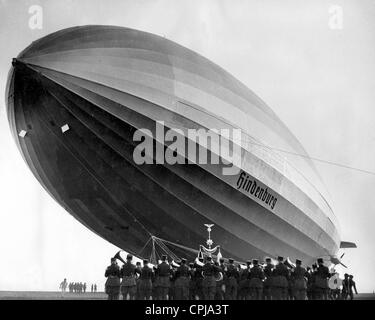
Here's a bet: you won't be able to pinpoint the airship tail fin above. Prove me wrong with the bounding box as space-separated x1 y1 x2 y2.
340 241 357 249
330 241 356 268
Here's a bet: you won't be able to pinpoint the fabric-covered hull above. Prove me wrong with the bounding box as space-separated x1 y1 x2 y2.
6 26 341 264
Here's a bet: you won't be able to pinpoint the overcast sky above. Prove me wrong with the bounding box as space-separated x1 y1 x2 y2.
1 0 375 293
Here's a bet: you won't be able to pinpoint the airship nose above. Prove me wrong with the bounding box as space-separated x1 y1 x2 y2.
11 58 27 70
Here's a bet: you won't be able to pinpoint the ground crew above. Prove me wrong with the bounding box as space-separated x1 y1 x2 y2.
155 255 172 300
215 258 226 300
202 256 220 300
174 258 190 300
152 263 159 300
238 261 251 300
263 258 274 300
249 259 265 300
283 260 294 300
291 259 307 300
120 254 139 300
188 262 196 299
104 257 121 300
272 256 289 300
314 258 330 300
169 263 178 300
59 278 68 293
135 261 142 300
193 258 204 300
311 264 318 300
305 267 313 300
138 259 154 300
328 270 341 300
348 275 358 300
341 273 350 300
225 258 239 300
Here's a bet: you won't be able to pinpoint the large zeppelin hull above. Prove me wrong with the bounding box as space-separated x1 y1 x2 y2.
6 26 341 265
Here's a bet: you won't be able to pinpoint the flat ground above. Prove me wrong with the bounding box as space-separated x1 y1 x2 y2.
0 291 374 300
0 291 107 300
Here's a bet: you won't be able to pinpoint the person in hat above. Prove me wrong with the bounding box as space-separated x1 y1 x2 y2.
263 258 274 300
135 261 142 299
151 259 159 300
291 259 307 300
271 256 289 300
215 258 226 300
305 266 313 300
138 259 154 300
314 258 330 300
104 257 121 300
310 263 318 300
120 253 140 300
283 259 295 300
174 258 190 300
155 255 172 300
328 268 342 300
201 256 220 300
170 261 179 300
249 259 265 300
59 278 68 294
188 262 196 300
238 261 251 300
348 275 358 300
225 258 239 300
193 258 204 300
341 273 350 300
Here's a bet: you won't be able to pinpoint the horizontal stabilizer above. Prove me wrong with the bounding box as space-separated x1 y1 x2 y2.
340 241 357 249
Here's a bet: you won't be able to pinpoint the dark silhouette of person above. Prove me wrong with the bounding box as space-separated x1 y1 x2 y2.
348 275 358 299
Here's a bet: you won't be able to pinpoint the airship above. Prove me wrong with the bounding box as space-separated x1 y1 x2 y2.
6 25 354 266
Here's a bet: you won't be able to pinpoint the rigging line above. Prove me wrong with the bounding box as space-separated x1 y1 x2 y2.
155 246 161 262
154 236 199 256
137 236 152 256
153 238 162 262
159 239 181 260
154 238 180 261
160 240 195 258
150 238 156 264
247 139 375 176
176 102 374 177
154 237 177 260
152 244 157 262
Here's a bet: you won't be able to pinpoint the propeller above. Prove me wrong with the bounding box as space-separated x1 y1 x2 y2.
339 261 347 268
330 255 347 268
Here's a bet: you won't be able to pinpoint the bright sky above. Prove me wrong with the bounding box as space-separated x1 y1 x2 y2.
0 0 375 292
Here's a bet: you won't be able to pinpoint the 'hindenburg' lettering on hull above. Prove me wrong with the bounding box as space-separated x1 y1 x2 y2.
236 170 278 210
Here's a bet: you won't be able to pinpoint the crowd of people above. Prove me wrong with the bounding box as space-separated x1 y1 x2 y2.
68 282 87 293
104 253 358 300
59 279 98 294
